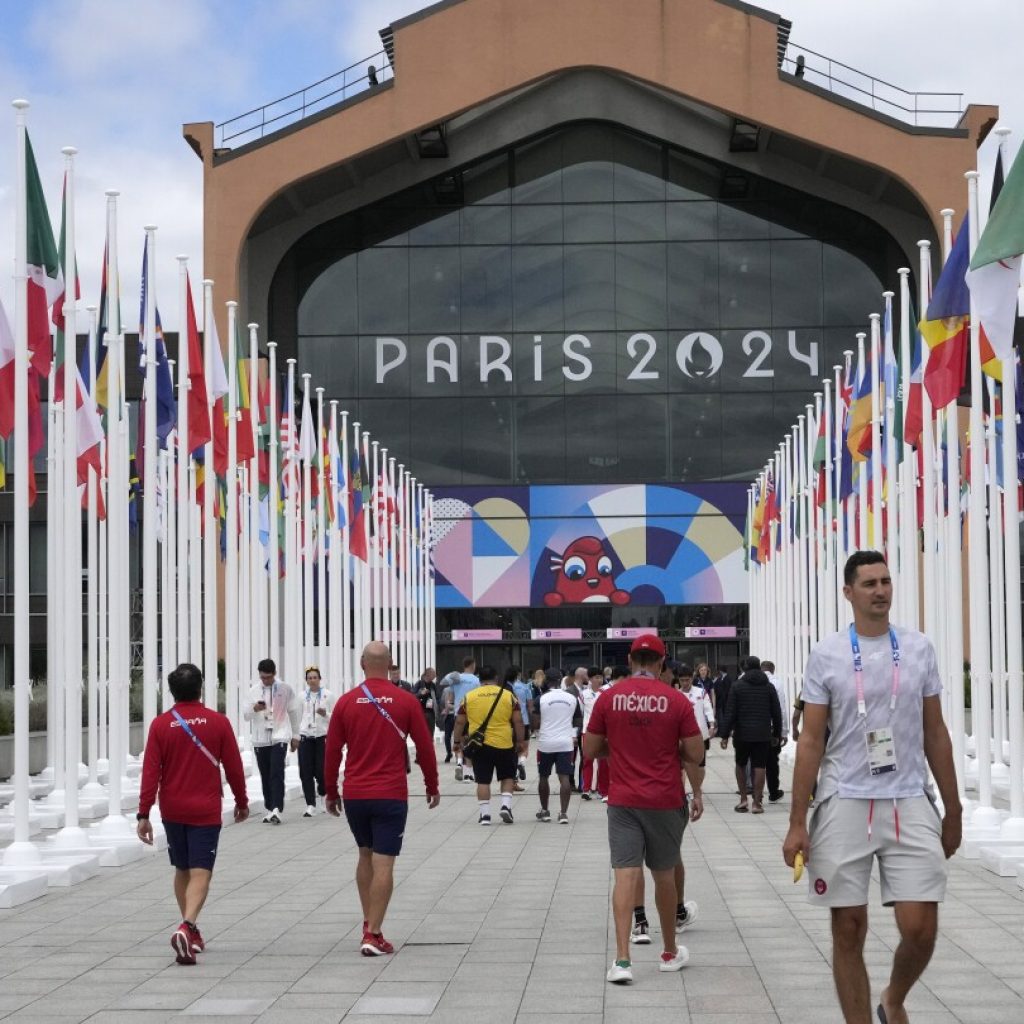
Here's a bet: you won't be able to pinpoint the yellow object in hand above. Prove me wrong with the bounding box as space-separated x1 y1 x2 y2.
793 851 805 883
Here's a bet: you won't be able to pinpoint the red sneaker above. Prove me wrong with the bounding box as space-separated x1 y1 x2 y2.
171 924 196 966
360 932 395 956
188 923 205 954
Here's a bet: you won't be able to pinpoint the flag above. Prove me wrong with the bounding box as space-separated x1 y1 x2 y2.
330 426 347 530
881 293 902 449
137 238 177 454
904 306 925 449
838 359 855 502
184 274 211 455
90 237 111 410
812 406 827 506
349 440 368 561
0 436 5 489
847 345 872 461
209 312 231 480
235 351 256 465
0 295 14 438
920 218 970 409
51 175 79 403
757 469 774 563
26 133 61 380
968 144 1022 365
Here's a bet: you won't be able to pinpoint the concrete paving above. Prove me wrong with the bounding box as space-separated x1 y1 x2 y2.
1 744 1023 1023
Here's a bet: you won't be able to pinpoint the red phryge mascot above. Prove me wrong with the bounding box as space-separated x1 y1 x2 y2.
544 536 631 606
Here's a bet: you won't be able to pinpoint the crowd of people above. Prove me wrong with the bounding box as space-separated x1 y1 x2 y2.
136 549 962 1024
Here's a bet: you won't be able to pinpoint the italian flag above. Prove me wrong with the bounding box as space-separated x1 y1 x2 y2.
26 133 62 380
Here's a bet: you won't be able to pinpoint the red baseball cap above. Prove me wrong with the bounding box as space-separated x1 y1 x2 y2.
629 634 665 656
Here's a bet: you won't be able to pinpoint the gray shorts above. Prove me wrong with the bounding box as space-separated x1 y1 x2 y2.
607 804 688 872
807 794 947 907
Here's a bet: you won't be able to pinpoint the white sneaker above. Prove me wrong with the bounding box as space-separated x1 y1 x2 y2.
303 805 316 818
659 947 689 972
676 900 699 933
606 960 633 984
270 809 282 824
630 921 651 945
455 764 463 782
261 812 273 823
463 775 475 784
600 795 609 802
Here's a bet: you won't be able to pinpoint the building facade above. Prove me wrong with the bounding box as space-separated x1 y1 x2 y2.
183 0 995 674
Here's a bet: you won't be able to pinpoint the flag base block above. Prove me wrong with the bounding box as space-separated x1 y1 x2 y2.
0 868 49 908
0 819 44 841
35 849 102 886
977 844 1024 877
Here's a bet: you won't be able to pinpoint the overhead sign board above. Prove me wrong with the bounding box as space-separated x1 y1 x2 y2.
684 626 737 638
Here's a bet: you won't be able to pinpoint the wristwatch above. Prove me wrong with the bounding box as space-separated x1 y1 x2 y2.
136 813 149 821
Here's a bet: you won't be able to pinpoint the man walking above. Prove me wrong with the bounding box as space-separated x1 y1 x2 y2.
584 634 705 984
415 667 439 736
298 666 335 817
719 655 781 814
244 658 301 823
761 659 789 803
325 642 440 957
510 666 534 783
783 551 961 1024
532 668 581 823
453 664 526 824
579 666 609 800
451 656 480 782
137 663 249 966
438 670 460 763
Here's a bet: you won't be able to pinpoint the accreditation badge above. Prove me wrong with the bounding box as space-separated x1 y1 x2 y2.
865 727 897 776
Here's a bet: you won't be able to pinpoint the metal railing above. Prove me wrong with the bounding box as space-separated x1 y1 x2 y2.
780 44 964 129
216 49 393 149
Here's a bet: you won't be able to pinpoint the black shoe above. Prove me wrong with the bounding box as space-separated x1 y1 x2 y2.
581 792 592 801
445 754 452 763
500 807 514 824
517 763 526 781
769 790 785 803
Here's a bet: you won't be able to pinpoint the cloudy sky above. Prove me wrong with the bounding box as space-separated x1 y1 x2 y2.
0 0 1020 330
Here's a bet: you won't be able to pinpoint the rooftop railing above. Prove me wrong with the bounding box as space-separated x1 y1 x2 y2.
779 43 964 129
215 49 393 149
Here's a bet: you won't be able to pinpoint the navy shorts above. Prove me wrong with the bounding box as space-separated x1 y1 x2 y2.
163 821 222 871
537 750 574 778
344 799 408 856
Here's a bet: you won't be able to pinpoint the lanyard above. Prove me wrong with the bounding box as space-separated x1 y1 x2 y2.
171 709 219 768
305 687 322 724
848 623 900 719
360 684 407 741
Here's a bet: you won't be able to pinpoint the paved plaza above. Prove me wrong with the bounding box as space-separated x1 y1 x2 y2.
1 748 1023 1024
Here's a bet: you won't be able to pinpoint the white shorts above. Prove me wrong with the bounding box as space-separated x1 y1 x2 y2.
806 794 947 907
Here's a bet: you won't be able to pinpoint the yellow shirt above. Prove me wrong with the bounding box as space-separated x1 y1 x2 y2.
462 685 516 749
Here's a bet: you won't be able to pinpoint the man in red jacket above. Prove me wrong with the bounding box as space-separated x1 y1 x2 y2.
325 641 440 957
137 663 249 966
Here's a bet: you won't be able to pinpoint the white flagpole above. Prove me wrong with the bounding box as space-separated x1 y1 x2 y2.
98 445 109 772
57 145 86 842
47 381 66 809
267 342 279 669
868 313 883 553
350 420 363 679
189 462 202 671
986 377 1008 777
160 446 174 715
371 440 381 640
285 360 300 688
316 387 326 669
339 407 351 688
896 268 919 630
416 482 426 674
917 242 940 655
225 301 239 729
202 279 217 707
403 469 414 676
882 294 899 591
361 430 373 652
328 401 342 687
965 171 996 827
1000 360 1024 834
427 489 436 669
388 455 398 657
83 303 103 799
821 379 835 636
248 323 264 683
175 256 190 666
141 227 158 734
300 373 314 670
832 362 846 625
238 462 250 732
853 333 868 551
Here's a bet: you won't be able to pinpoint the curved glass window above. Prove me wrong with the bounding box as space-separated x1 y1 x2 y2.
288 122 906 485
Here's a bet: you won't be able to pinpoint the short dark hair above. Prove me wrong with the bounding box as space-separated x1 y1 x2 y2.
677 663 693 677
611 665 630 680
761 660 775 673
588 665 602 678
462 655 476 670
257 658 276 674
478 664 497 682
169 663 203 703
741 655 761 671
844 549 887 586
504 666 519 684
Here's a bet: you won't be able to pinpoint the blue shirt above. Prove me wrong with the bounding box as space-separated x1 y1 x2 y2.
452 673 480 715
512 680 532 725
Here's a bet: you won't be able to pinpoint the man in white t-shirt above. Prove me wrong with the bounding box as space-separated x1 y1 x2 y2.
531 670 582 824
783 551 961 1024
579 666 609 799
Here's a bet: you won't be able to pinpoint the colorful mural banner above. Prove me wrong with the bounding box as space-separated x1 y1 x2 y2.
431 483 747 608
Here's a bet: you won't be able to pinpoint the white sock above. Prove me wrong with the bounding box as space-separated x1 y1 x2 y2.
501 793 512 810
479 801 490 816
517 755 526 765
456 756 463 766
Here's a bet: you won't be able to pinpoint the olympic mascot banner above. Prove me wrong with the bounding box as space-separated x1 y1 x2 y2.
431 483 747 608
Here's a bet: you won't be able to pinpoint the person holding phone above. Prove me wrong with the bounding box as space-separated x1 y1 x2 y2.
243 658 301 823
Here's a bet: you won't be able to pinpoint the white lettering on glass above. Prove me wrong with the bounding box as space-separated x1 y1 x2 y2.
479 335 512 383
741 331 774 378
562 333 593 381
375 337 407 383
787 329 819 376
426 336 458 383
626 333 660 380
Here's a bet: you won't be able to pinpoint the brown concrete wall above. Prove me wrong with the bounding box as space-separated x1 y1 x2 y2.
187 0 997 337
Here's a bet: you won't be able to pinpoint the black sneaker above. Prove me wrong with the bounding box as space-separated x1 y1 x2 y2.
536 809 551 822
500 807 514 824
581 792 592 801
478 813 491 826
517 763 526 781
769 790 785 803
444 755 452 763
